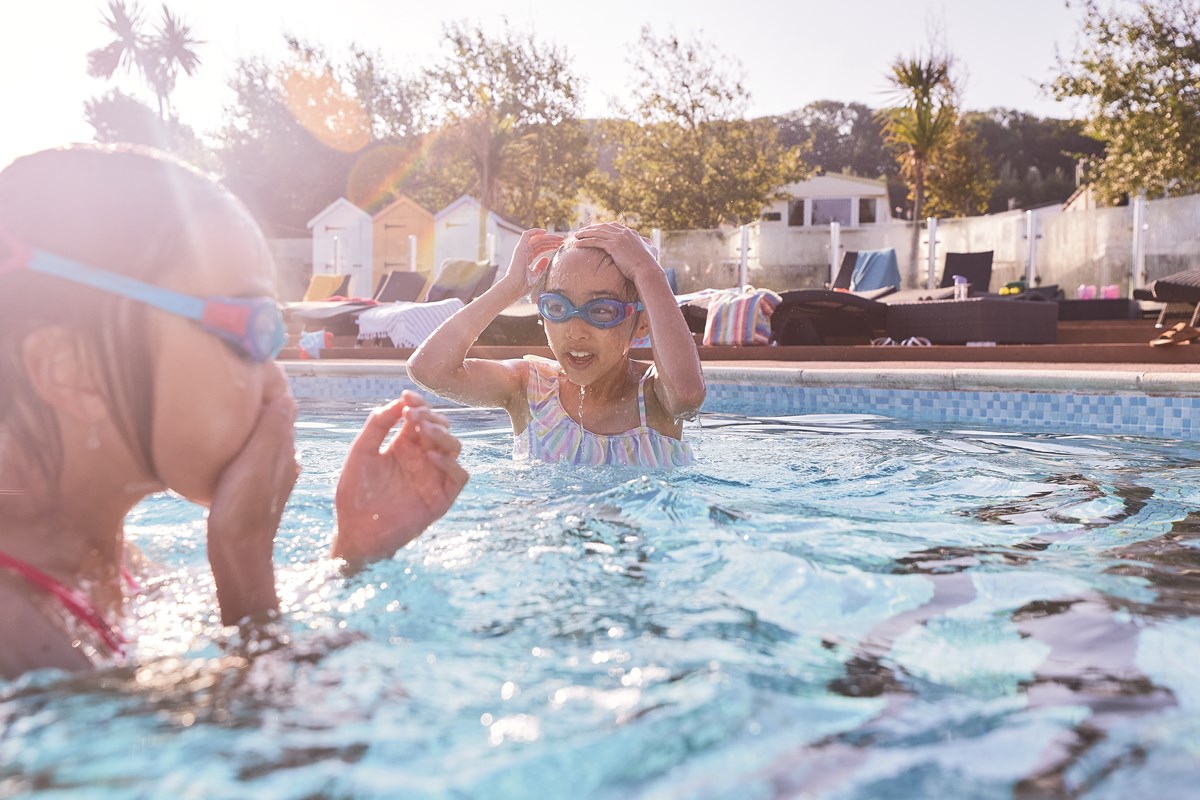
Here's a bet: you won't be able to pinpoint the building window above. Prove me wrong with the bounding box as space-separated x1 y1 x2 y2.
858 198 877 224
811 198 852 227
787 200 805 226
762 211 782 222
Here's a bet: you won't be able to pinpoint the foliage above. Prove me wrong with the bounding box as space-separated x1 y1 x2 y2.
1050 0 1200 201
776 101 896 180
87 1 202 123
878 50 960 284
588 27 804 230
922 123 996 218
880 53 959 221
964 109 1104 212
217 40 427 235
84 89 212 169
421 21 592 239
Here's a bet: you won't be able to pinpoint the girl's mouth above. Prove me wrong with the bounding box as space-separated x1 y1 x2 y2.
564 350 595 370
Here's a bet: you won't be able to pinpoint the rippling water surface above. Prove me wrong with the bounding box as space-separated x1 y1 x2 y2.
4 402 1200 799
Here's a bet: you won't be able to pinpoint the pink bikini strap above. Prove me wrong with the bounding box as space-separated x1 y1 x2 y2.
0 550 126 656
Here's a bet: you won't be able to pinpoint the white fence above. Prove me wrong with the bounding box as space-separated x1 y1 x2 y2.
657 192 1200 296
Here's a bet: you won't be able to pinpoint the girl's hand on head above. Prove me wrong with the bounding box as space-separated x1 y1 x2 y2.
503 228 564 293
333 391 469 566
207 382 299 626
572 223 661 283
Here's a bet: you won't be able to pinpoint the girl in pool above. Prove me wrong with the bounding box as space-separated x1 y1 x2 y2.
0 145 468 679
408 223 705 467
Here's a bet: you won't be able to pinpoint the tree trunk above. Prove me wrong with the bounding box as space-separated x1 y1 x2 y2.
909 160 925 289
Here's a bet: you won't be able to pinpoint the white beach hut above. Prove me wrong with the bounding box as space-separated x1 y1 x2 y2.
306 198 374 298
432 195 524 278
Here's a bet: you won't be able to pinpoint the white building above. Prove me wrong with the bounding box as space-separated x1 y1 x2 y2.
432 195 524 277
761 172 892 228
306 198 374 298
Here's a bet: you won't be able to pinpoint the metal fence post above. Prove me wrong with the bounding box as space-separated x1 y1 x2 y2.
925 217 939 290
829 221 840 287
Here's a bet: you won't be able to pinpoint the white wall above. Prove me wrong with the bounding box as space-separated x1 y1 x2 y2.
655 192 1200 294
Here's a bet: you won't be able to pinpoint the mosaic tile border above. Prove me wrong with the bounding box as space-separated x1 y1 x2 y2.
284 362 1200 441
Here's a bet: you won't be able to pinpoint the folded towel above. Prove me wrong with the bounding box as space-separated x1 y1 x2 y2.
702 287 782 346
357 299 465 348
850 249 900 292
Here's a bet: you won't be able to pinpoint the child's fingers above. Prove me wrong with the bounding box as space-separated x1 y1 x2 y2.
397 413 462 458
417 421 463 458
427 448 469 496
354 396 411 453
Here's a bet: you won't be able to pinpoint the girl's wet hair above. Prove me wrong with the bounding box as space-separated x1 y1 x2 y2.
532 233 639 303
0 144 263 491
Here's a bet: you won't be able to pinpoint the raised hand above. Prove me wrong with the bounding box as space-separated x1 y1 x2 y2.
571 222 661 284
333 391 469 566
502 228 565 293
207 384 299 626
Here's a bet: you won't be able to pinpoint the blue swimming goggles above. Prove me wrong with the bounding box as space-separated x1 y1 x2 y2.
537 292 643 329
0 227 287 362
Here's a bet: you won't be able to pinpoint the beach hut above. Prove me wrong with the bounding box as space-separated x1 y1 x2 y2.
307 198 373 299
371 195 435 287
433 195 523 279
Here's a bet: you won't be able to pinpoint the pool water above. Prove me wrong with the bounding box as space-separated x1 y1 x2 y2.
3 403 1200 798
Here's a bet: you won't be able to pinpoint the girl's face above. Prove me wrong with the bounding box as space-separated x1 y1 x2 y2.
147 208 288 505
541 247 648 386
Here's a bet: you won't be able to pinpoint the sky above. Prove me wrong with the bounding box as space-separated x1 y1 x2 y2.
0 0 1117 171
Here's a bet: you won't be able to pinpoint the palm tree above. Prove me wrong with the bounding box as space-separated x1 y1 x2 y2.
87 1 146 82
880 53 958 287
143 6 202 121
87 1 202 126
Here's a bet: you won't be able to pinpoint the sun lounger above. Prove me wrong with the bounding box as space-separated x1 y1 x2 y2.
939 251 993 295
885 296 1058 344
301 273 350 301
1133 268 1200 327
423 259 497 304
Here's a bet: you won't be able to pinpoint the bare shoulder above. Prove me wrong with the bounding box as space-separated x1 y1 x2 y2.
0 578 92 680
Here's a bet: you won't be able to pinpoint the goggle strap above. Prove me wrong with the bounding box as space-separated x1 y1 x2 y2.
27 249 206 321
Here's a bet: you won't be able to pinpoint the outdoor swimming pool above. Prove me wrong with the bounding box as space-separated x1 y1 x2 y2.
3 384 1200 798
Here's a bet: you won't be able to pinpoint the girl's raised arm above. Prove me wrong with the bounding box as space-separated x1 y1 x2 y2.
407 229 562 413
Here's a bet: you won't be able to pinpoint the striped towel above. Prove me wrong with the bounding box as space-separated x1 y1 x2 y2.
356 299 465 347
701 288 782 346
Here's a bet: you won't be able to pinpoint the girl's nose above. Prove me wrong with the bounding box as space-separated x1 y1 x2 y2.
564 318 591 339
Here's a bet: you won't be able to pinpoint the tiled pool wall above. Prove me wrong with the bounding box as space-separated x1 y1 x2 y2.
285 364 1200 441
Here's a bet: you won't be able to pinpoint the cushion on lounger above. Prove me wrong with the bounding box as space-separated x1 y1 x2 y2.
702 287 782 346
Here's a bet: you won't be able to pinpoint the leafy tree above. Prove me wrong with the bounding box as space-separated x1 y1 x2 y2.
216 39 428 236
964 109 1103 212
923 123 996 218
84 89 212 169
880 51 958 284
1050 0 1200 201
776 100 895 180
589 27 804 230
422 21 591 253
87 1 202 125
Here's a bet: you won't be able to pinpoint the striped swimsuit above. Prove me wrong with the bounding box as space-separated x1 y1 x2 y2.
513 358 694 467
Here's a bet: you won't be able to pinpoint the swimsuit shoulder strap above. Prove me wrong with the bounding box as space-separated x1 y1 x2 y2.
636 369 650 428
0 550 125 655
